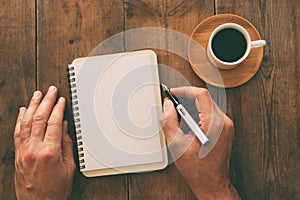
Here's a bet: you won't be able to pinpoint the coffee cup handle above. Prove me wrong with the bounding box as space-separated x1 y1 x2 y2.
251 40 266 49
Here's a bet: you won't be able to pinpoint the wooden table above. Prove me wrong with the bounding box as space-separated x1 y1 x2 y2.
1 0 299 199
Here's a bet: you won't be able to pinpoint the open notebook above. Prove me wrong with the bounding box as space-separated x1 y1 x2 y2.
68 50 168 177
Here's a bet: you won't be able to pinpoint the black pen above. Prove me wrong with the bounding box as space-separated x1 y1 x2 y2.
161 84 210 146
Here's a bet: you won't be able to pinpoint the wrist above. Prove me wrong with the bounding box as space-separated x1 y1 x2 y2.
192 181 240 200
16 188 70 200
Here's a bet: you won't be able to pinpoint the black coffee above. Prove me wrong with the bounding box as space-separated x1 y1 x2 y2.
212 28 247 62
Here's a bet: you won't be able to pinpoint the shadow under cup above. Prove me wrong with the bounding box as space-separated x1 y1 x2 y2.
207 23 266 70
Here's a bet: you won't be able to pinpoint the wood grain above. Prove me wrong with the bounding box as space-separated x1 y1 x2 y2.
36 0 127 199
164 0 214 199
124 1 174 199
0 1 36 199
160 0 208 89
124 0 213 199
217 0 300 199
1 0 300 199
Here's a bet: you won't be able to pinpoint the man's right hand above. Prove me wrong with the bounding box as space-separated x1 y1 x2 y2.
161 86 240 200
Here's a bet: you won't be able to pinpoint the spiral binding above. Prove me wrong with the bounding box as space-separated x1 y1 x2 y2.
67 64 85 170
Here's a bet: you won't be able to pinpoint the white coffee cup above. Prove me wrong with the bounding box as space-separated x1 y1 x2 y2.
207 23 266 70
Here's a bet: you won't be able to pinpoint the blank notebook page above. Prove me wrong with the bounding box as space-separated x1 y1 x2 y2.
73 52 164 171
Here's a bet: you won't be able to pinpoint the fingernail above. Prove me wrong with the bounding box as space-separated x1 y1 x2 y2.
164 99 172 111
32 91 41 99
19 107 26 113
58 97 65 103
48 86 56 93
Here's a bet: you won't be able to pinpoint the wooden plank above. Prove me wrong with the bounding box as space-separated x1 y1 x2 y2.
0 0 36 199
124 0 214 199
123 1 173 199
218 0 300 199
165 1 215 199
36 1 127 199
166 0 214 88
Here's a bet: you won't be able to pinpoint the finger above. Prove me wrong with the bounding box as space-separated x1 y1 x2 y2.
20 91 43 141
171 86 212 104
31 86 58 141
14 107 27 150
44 97 66 144
62 121 75 167
194 89 213 133
170 86 198 99
161 99 196 160
171 87 213 132
161 99 181 143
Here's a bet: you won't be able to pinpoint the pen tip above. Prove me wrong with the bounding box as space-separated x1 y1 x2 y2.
161 84 168 91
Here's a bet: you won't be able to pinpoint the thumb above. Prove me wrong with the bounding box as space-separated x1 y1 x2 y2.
161 99 193 161
161 99 180 144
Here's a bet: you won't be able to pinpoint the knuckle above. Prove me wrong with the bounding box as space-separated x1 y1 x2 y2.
31 97 41 104
47 116 61 127
20 119 32 129
40 147 56 161
199 114 210 125
225 117 235 135
33 111 47 123
198 88 210 97
226 117 234 129
64 135 73 145
14 130 20 138
228 119 234 128
23 150 36 162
